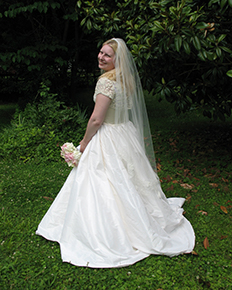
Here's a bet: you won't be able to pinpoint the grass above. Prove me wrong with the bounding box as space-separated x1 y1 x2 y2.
0 96 232 289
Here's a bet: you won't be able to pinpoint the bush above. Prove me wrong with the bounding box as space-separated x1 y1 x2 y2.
0 83 87 162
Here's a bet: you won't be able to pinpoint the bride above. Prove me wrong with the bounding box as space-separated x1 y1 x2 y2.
36 38 195 268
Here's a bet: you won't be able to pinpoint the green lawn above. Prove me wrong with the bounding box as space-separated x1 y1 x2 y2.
0 98 231 289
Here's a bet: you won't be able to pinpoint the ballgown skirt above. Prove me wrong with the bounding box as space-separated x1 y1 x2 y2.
36 121 195 268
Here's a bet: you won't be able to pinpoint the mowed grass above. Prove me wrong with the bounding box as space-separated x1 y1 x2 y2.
0 95 231 289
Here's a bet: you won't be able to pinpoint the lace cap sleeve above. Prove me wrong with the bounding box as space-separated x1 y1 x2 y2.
93 77 115 102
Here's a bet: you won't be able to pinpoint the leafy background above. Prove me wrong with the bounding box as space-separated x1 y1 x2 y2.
0 0 232 119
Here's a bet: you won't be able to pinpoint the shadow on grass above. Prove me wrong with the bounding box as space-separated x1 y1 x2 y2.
0 103 17 130
145 93 232 171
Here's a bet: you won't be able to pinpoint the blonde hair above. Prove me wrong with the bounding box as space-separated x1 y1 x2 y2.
99 39 118 81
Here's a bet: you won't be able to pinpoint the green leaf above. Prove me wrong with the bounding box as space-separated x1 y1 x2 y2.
80 18 86 26
150 2 162 9
226 70 232 77
208 0 218 6
229 0 232 7
0 54 7 62
182 28 192 37
132 44 138 51
25 59 30 65
218 34 226 43
206 51 215 61
1 65 8 70
9 10 14 18
16 54 22 63
220 0 227 8
160 89 165 99
86 19 92 30
207 34 216 43
220 46 232 53
196 22 209 29
153 21 165 31
168 24 174 32
37 2 43 13
193 36 201 50
183 41 191 54
145 51 151 60
174 35 182 52
51 3 60 9
169 7 178 16
164 87 171 97
198 51 206 61
216 47 222 57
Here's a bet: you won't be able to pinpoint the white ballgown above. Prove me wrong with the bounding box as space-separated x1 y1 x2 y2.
36 77 195 268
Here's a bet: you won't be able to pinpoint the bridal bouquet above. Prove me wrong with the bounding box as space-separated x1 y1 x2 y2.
60 142 82 167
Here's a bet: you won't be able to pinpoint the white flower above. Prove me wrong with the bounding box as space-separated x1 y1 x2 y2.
60 142 82 167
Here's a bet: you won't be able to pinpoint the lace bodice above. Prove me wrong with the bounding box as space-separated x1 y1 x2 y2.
93 77 133 124
93 77 119 124
93 77 116 107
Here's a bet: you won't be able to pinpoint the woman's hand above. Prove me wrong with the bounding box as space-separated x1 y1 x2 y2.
79 140 88 153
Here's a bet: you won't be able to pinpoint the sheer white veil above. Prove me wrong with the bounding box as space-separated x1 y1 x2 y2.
103 38 156 171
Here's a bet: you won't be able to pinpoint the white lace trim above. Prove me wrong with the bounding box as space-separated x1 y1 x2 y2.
93 77 116 106
93 77 130 109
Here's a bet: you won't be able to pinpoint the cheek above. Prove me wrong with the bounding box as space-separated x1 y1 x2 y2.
109 59 115 68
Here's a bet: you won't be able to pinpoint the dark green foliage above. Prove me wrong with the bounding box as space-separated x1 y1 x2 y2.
0 83 87 162
69 0 232 120
0 0 98 103
0 0 232 119
122 0 232 121
0 104 17 129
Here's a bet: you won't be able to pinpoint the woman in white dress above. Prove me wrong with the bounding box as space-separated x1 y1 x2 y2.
36 38 195 268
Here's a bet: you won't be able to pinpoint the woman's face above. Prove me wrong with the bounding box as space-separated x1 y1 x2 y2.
98 44 115 72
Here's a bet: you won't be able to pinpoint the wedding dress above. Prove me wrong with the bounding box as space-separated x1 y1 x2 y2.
36 77 195 268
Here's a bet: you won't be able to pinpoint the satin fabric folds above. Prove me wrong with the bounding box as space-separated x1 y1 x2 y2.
36 121 195 268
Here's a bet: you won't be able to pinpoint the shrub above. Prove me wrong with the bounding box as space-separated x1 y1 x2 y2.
0 83 87 162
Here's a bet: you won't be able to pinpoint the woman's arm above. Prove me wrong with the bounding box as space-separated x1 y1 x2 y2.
80 93 112 153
